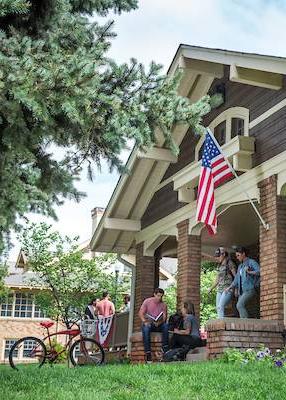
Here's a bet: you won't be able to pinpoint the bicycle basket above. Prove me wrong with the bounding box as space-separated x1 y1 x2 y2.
80 320 98 337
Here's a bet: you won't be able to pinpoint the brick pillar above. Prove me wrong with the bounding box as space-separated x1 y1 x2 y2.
259 175 286 321
176 219 201 318
154 248 160 289
133 243 157 331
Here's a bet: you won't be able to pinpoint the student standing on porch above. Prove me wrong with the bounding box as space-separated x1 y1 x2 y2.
138 288 169 363
208 247 237 318
225 246 260 318
96 291 115 317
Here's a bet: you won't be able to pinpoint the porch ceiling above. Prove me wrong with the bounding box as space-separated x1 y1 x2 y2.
201 203 259 255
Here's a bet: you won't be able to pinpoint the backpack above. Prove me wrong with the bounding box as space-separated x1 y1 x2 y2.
163 345 190 362
168 313 184 331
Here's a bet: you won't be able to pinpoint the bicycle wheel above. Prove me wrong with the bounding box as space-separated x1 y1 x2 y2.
9 336 47 371
69 338 104 366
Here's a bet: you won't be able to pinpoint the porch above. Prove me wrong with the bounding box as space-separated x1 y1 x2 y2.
129 175 286 362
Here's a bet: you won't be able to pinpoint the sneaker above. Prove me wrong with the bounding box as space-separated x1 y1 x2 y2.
145 352 152 364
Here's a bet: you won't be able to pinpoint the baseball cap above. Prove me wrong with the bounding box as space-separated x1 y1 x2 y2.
215 247 226 257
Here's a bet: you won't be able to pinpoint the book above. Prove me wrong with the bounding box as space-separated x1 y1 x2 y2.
145 311 164 323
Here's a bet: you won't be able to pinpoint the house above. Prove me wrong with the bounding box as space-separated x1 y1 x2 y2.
90 44 286 361
0 251 52 363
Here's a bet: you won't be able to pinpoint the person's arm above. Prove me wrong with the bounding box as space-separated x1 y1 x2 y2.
155 303 167 327
229 260 237 279
110 301 115 315
174 327 190 335
138 301 149 325
174 317 191 335
225 269 238 292
208 274 219 294
246 259 260 276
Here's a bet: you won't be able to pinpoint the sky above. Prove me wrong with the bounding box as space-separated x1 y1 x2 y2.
8 0 286 260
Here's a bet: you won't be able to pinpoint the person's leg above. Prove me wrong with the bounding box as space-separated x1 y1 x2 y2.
216 292 222 318
170 333 180 348
158 322 169 352
218 291 232 318
141 323 152 353
237 290 256 318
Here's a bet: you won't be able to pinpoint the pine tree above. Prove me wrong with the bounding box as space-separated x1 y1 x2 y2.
0 1 213 254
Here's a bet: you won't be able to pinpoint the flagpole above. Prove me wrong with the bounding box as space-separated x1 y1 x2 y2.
206 127 269 231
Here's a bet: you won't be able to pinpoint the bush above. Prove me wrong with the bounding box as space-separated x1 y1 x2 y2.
46 339 68 364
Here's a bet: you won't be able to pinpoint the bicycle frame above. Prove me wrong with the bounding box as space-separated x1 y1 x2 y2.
41 326 81 362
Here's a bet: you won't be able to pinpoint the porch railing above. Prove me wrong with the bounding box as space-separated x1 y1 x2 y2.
110 311 129 348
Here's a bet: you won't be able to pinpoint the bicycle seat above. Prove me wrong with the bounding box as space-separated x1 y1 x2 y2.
40 321 54 329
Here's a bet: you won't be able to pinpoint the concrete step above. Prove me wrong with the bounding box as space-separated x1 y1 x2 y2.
186 347 208 362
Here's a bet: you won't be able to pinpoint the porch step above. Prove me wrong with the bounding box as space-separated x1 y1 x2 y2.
186 347 208 362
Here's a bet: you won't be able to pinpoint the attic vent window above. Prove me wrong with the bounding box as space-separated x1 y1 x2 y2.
231 118 244 138
214 120 226 146
195 107 249 162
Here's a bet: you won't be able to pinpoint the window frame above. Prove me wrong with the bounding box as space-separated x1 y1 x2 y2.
195 107 249 161
0 292 46 320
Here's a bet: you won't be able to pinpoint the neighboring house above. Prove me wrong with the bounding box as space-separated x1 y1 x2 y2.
0 209 131 364
90 45 286 360
0 251 50 364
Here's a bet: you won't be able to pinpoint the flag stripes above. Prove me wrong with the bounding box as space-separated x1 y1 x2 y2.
196 129 234 234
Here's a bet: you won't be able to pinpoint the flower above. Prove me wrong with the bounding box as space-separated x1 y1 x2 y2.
264 348 271 356
274 360 283 368
256 351 265 359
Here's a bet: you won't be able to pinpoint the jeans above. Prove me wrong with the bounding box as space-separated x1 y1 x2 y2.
236 289 256 318
216 291 233 318
141 322 169 353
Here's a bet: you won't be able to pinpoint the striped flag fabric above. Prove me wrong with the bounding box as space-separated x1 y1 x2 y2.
196 129 234 234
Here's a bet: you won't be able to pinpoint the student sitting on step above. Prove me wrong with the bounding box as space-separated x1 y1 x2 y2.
170 301 202 351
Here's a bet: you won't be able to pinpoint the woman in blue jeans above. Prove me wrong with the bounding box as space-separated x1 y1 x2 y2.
208 247 237 318
225 246 260 318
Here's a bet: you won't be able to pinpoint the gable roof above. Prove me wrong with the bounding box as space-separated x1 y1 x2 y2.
90 44 286 255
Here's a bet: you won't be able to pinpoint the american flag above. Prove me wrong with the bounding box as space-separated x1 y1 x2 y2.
196 129 234 234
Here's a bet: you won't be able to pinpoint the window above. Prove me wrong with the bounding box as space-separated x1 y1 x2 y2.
23 339 38 358
194 107 249 162
214 121 226 146
0 294 13 317
34 305 45 319
231 118 244 138
198 144 204 161
0 292 45 319
14 293 33 318
4 339 18 359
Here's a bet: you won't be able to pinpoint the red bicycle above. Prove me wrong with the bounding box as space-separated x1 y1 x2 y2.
9 320 104 370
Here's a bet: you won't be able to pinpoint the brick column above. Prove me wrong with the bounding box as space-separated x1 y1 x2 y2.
259 175 286 321
176 219 201 318
133 243 157 331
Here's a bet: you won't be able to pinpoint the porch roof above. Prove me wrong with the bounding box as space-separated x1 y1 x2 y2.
90 45 286 256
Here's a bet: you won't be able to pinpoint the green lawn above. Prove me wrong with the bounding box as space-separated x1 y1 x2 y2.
0 361 285 400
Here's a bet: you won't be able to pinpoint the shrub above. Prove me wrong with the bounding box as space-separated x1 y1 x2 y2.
46 339 68 364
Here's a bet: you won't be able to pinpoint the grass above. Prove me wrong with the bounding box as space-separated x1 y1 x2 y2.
1 361 286 400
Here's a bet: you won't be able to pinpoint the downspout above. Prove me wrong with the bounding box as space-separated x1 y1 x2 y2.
117 254 136 356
